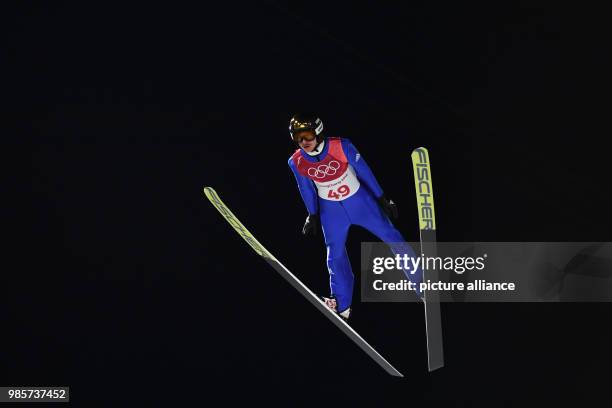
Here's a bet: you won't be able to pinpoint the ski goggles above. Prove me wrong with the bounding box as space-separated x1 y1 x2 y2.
292 131 317 143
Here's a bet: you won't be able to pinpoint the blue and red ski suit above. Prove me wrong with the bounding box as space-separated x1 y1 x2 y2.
288 137 422 312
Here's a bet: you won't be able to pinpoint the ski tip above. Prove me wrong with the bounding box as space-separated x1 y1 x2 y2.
411 146 429 156
203 187 218 203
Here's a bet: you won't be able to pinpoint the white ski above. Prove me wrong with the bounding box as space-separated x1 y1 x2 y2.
411 147 445 372
203 187 403 377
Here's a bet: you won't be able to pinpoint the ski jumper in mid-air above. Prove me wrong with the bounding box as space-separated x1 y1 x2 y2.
287 113 422 321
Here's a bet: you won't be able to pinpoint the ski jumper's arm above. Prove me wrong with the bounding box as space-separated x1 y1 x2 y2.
288 158 318 215
342 139 384 198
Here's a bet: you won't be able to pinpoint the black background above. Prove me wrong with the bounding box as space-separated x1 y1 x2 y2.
5 1 611 405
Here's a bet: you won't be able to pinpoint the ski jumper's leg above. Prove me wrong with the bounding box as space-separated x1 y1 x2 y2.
320 200 353 312
348 191 423 297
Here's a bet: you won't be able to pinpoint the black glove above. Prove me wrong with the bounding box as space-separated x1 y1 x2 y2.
378 195 398 220
302 213 320 236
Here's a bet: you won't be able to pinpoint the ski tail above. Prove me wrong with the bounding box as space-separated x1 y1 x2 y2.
203 187 404 377
411 147 445 372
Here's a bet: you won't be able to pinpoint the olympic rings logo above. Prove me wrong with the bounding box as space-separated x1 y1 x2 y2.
307 160 341 179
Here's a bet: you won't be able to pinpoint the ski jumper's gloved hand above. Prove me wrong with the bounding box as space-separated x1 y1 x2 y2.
377 195 398 220
302 213 320 236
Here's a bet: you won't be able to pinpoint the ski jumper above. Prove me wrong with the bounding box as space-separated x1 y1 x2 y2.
288 137 422 312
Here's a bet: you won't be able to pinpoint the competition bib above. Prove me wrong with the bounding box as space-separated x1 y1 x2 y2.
291 138 361 201
313 164 360 201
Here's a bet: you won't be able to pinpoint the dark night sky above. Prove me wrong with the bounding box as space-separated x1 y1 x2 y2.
5 1 612 405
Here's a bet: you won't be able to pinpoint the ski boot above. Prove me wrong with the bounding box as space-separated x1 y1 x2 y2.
320 295 351 322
